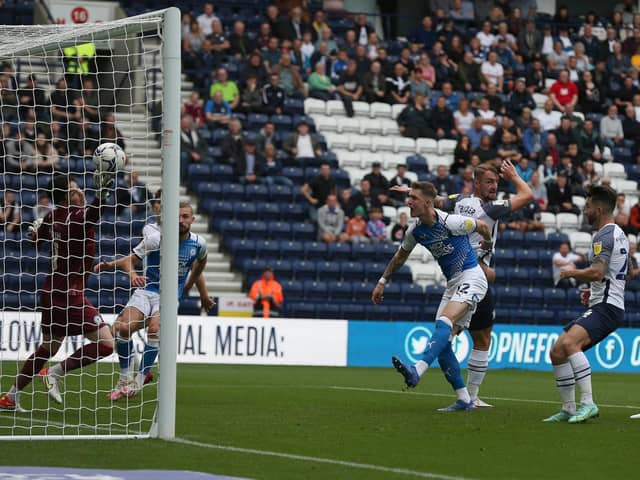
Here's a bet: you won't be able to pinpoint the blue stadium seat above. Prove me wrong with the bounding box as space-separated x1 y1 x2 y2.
222 183 246 202
316 303 341 319
333 169 351 189
287 302 316 319
303 280 329 300
304 167 320 182
291 223 316 241
244 220 268 238
495 248 516 265
543 288 567 308
546 232 569 248
245 183 270 202
406 155 428 173
328 242 352 261
281 167 304 185
495 286 521 307
305 241 328 260
293 260 317 281
255 239 280 260
207 200 234 223
261 202 281 221
625 290 637 308
498 230 523 248
365 304 390 321
235 202 258 221
229 239 256 265
510 308 534 324
280 203 306 222
627 312 640 327
537 249 555 269
196 181 222 200
520 287 544 307
401 283 425 302
316 260 341 279
508 267 531 287
211 164 235 182
517 249 539 268
523 231 547 249
375 242 397 261
351 242 376 261
242 258 268 281
179 297 202 315
188 163 211 180
340 304 365 320
353 282 376 302
247 113 269 129
533 309 556 325
270 114 293 129
271 259 293 280
341 261 365 281
281 279 304 301
390 305 418 321
279 240 304 259
382 283 402 301
363 262 386 282
283 98 305 116
328 281 353 301
424 284 445 301
219 219 245 239
267 221 292 240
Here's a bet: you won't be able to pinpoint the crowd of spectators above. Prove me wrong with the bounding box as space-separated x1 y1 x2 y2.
176 1 640 243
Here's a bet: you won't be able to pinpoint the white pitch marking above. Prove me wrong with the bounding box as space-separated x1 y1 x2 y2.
330 386 640 410
170 437 477 480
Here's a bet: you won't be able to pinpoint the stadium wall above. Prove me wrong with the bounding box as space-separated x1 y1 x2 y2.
1 314 638 373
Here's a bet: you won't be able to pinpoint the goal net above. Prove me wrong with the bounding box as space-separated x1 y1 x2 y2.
0 8 181 440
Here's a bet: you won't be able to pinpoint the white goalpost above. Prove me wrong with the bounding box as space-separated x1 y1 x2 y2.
0 7 180 440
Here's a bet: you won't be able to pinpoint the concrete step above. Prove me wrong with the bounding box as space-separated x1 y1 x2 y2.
207 280 242 293
205 261 232 272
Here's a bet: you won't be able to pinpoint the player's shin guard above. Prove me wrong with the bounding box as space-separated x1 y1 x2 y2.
568 352 593 405
420 319 452 364
115 335 134 382
438 342 471 403
553 362 576 414
137 337 159 388
57 342 114 373
467 349 489 400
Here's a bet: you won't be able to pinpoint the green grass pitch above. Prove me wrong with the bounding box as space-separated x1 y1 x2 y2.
1 364 640 479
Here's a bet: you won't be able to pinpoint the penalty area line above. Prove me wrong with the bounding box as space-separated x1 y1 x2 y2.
169 437 476 480
330 386 640 410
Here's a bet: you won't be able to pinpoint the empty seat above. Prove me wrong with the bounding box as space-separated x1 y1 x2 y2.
323 132 350 150
495 286 521 307
543 288 567 308
380 118 400 135
316 303 342 319
244 219 267 237
288 302 316 319
221 183 245 201
291 223 316 241
540 211 557 232
293 260 317 281
401 283 426 302
254 239 280 260
360 118 382 135
281 279 304 301
352 242 376 260
304 98 326 115
416 138 438 155
267 221 292 240
328 242 352 260
280 240 304 259
328 281 353 301
337 117 360 133
555 213 579 232
603 162 626 178
365 304 391 321
371 136 394 152
438 139 457 155
305 242 328 260
341 261 365 281
316 260 341 279
338 150 363 168
410 263 442 286
393 137 416 154
314 115 338 132
370 102 392 118
353 101 370 117
303 280 329 300
569 231 592 254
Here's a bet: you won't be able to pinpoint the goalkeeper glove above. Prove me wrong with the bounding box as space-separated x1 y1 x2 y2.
28 217 44 239
94 171 115 201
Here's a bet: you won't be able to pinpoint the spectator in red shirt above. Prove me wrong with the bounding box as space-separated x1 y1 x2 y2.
629 197 640 235
183 92 205 127
548 70 578 113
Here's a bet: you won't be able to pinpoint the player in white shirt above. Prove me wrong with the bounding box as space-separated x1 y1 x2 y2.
544 186 628 423
439 160 534 407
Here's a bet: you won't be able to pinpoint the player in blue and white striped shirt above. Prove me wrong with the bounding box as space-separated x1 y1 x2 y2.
96 200 213 399
372 181 493 411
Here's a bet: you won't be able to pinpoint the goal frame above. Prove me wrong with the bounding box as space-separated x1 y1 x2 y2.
0 7 181 441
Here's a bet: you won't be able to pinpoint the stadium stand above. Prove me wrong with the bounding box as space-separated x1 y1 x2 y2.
2 1 640 324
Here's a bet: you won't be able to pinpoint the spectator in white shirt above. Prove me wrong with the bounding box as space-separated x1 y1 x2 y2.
600 104 625 148
476 21 497 52
552 241 584 288
197 2 219 36
481 51 504 91
476 97 498 135
541 24 555 57
534 99 562 131
453 98 475 135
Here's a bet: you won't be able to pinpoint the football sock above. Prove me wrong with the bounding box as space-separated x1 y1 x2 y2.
57 342 114 373
137 337 159 387
553 362 576 414
467 349 489 400
438 342 470 403
7 385 18 403
116 336 134 382
568 352 593 405
16 345 53 391
417 318 453 371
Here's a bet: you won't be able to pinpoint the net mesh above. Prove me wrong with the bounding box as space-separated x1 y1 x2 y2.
0 14 167 438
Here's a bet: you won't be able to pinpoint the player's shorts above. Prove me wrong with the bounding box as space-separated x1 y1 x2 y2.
40 292 104 337
124 289 160 319
436 265 488 329
564 302 625 350
468 286 496 331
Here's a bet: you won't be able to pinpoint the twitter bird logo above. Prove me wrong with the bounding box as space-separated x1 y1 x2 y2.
404 326 433 363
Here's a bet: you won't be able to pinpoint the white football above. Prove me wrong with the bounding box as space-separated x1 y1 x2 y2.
93 142 126 173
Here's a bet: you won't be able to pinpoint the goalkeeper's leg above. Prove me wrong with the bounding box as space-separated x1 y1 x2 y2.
0 333 63 410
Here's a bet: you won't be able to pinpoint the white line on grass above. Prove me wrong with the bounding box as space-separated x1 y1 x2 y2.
169 437 476 480
330 386 640 409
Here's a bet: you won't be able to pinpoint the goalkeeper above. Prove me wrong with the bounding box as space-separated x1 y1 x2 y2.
95 197 213 400
0 172 115 410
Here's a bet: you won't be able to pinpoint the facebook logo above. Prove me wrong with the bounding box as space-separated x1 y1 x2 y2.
595 332 625 369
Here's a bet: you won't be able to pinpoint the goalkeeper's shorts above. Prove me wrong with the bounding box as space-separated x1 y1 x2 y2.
40 293 104 337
